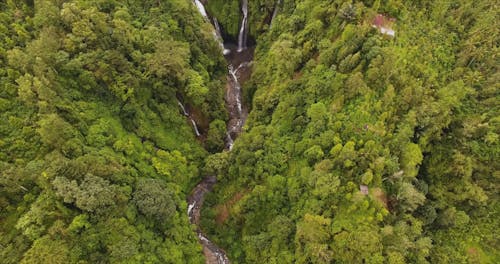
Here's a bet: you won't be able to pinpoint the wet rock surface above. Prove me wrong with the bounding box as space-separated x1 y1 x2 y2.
187 177 230 264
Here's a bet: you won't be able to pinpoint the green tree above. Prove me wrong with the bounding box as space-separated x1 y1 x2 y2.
20 236 70 264
395 182 426 212
145 40 190 83
205 119 227 153
133 178 176 223
37 114 77 150
295 214 332 264
74 174 118 214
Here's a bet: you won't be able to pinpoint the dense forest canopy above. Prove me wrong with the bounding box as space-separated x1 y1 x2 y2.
0 0 498 263
0 0 227 263
201 0 499 263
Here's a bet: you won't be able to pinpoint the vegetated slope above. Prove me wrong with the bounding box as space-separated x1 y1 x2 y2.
201 0 499 263
0 0 227 263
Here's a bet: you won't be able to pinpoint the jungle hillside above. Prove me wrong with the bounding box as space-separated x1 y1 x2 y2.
0 0 499 264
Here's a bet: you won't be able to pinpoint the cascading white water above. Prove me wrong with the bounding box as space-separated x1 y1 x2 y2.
228 65 242 115
191 119 201 137
194 0 208 18
213 18 232 55
178 100 201 137
187 201 196 220
226 132 234 150
188 1 254 263
225 61 252 150
177 100 189 116
193 0 230 55
237 0 248 52
213 17 222 38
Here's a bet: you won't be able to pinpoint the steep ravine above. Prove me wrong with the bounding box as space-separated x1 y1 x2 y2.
186 1 254 263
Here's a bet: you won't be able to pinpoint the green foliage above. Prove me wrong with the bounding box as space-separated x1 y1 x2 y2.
0 0 224 262
54 174 119 214
295 214 332 263
20 236 70 264
206 0 241 39
146 40 190 83
37 114 79 151
133 178 175 223
199 0 499 263
1 0 498 263
205 119 227 153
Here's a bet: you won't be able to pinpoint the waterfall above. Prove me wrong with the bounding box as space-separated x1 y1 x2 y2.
213 18 231 55
271 0 282 26
226 132 234 150
194 0 208 18
187 1 255 263
192 0 230 55
191 119 201 137
177 100 201 137
177 100 189 116
213 17 223 39
237 0 248 52
187 201 196 220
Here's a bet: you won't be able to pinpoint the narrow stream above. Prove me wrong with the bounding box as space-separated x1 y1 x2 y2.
186 1 254 263
187 176 229 264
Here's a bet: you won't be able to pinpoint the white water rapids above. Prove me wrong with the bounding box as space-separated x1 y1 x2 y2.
237 0 248 52
228 65 242 115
